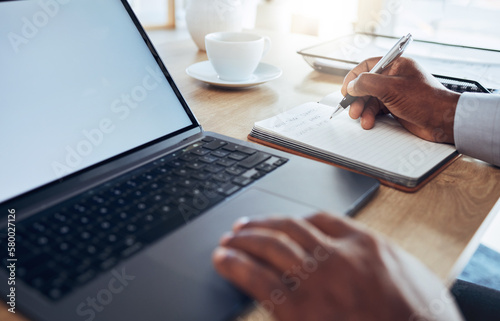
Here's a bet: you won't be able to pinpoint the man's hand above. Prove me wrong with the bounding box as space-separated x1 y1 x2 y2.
341 57 461 144
213 213 463 321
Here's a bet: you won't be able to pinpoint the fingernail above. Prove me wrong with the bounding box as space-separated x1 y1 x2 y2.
213 247 230 260
347 80 355 93
219 232 233 245
233 216 250 230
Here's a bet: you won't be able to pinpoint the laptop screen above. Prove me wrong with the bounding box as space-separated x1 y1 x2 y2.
0 0 197 203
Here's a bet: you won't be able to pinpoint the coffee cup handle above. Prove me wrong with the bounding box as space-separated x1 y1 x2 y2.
261 36 271 58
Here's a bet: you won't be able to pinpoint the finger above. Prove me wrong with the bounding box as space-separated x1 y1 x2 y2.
305 213 360 238
233 217 325 253
348 97 368 120
341 57 382 96
213 247 287 300
220 228 307 272
360 97 383 129
347 73 396 100
348 96 383 126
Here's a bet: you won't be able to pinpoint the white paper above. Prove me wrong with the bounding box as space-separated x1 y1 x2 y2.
255 102 457 179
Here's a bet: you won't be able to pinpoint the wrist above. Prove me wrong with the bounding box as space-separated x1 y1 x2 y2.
431 90 460 144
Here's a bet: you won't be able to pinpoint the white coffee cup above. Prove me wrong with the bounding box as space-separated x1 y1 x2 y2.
205 32 271 82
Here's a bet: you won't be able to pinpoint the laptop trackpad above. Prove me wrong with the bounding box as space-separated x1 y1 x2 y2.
142 188 319 319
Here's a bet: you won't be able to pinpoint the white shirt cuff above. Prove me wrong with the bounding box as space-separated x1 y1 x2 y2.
454 92 500 167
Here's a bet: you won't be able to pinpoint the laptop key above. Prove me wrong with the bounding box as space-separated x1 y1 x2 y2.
177 179 197 188
228 152 248 161
167 160 185 168
234 145 257 155
173 168 189 177
190 147 211 156
238 152 271 169
217 183 241 196
180 153 199 162
232 176 253 187
186 162 205 170
204 164 225 173
101 233 120 248
221 143 237 152
274 158 288 166
199 154 218 164
222 143 257 155
201 136 215 142
190 170 212 180
202 139 227 150
256 163 277 173
213 172 233 183
225 166 246 176
211 149 230 158
216 158 237 167
164 186 186 196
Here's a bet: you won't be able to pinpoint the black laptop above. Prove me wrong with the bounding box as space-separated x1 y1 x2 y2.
0 1 379 320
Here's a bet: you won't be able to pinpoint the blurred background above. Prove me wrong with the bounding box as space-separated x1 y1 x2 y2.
129 0 500 49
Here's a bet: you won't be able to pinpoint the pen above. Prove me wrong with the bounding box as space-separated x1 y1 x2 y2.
330 33 413 119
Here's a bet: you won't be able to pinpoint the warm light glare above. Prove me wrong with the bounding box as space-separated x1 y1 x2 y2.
290 0 358 39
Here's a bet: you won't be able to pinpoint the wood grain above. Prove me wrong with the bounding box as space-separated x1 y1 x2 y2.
3 29 499 321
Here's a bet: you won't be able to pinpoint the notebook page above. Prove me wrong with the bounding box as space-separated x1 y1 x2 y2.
254 102 456 179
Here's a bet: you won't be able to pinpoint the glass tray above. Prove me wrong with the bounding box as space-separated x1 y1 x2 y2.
298 33 500 92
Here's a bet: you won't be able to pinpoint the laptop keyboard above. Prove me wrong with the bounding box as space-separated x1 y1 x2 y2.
0 136 288 301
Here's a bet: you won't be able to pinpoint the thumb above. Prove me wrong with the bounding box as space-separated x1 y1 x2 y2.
347 73 394 100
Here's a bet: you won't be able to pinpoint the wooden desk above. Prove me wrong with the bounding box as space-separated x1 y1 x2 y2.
3 29 500 321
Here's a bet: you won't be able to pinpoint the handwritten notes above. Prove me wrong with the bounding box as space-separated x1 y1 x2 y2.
254 102 456 179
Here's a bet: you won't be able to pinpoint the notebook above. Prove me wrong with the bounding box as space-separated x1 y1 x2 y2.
0 1 379 321
249 91 460 192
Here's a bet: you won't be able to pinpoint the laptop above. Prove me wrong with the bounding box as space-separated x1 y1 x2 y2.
0 1 379 320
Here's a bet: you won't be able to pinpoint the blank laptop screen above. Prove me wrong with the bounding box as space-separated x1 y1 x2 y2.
0 0 195 203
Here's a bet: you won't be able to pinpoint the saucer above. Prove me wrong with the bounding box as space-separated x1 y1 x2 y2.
186 61 282 88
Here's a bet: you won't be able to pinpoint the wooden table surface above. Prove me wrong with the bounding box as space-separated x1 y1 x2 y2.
3 28 500 321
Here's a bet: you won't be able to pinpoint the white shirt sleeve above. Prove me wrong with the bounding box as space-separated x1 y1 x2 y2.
454 92 500 167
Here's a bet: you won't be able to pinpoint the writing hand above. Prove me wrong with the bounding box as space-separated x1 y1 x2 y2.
341 57 460 143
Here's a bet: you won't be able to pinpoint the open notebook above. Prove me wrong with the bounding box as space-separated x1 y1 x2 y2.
248 92 459 192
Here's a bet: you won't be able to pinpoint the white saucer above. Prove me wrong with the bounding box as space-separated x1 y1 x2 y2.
186 61 282 88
